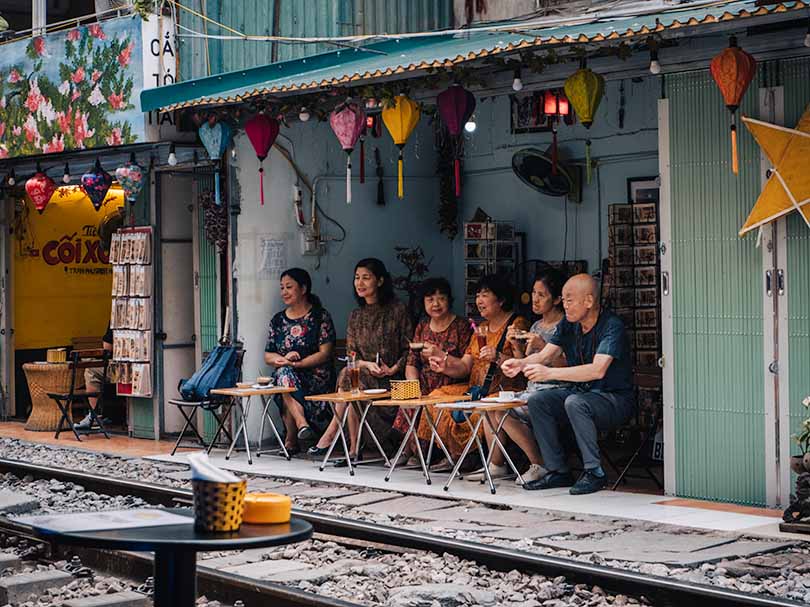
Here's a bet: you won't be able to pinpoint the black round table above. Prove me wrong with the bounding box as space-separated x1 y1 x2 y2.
29 509 313 607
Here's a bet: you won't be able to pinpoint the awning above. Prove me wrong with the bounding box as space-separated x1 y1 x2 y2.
141 0 807 112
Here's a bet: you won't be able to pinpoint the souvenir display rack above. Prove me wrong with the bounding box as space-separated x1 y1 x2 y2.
463 221 520 319
109 226 153 397
606 198 662 444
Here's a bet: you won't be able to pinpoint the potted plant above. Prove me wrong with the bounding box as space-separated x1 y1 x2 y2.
791 396 810 474
392 246 432 324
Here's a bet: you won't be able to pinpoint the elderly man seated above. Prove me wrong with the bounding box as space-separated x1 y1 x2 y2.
501 274 635 495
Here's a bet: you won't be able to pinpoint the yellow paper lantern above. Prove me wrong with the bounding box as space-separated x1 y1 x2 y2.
382 94 421 199
564 63 605 182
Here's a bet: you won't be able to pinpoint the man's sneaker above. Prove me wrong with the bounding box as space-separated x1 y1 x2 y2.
569 470 608 495
74 414 93 430
515 463 548 485
464 463 510 482
523 471 574 491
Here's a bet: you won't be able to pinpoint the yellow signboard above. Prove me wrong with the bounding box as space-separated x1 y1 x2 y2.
14 188 122 349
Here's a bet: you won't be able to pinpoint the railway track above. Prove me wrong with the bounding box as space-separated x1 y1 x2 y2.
0 457 804 607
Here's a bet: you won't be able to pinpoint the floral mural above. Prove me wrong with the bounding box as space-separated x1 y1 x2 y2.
0 18 147 159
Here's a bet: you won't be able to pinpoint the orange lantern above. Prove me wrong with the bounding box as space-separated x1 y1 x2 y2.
382 95 420 199
710 36 756 174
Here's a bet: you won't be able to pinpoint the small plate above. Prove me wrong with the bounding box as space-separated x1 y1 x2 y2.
363 389 387 394
480 397 500 403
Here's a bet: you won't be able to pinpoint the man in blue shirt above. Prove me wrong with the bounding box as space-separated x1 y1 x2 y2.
502 274 635 495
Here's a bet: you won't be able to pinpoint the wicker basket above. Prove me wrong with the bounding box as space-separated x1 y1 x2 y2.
390 379 420 400
23 363 73 431
192 479 247 532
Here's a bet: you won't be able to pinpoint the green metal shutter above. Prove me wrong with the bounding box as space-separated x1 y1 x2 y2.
667 70 766 506
192 170 222 442
781 58 810 472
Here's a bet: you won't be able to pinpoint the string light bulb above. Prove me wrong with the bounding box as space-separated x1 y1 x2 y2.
805 23 810 47
62 163 71 184
299 107 311 122
7 169 15 186
464 114 477 133
649 48 661 75
512 67 523 92
167 143 178 166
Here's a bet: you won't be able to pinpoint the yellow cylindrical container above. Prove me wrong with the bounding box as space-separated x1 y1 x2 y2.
390 379 420 400
243 493 292 524
192 479 247 532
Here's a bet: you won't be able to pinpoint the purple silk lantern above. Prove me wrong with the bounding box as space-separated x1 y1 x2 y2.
437 85 476 196
329 102 366 204
81 159 113 212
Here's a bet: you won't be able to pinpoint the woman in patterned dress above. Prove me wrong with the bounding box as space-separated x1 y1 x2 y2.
307 258 413 463
265 268 336 453
417 274 529 474
393 277 473 463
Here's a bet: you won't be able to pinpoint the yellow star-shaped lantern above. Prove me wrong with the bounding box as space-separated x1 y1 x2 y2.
739 108 810 236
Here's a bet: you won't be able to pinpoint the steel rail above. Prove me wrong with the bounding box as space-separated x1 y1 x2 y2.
0 457 803 607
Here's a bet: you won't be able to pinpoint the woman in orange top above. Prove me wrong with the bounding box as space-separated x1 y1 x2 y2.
416 274 529 472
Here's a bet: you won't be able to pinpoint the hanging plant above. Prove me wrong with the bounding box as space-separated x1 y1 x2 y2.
434 121 459 239
199 190 228 253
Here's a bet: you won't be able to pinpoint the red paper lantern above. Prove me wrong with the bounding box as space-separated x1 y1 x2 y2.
245 113 280 206
26 168 57 214
710 36 757 174
437 85 476 196
541 90 571 176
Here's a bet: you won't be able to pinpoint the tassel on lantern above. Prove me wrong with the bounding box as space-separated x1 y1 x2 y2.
585 140 592 184
397 148 404 199
454 159 461 197
359 136 366 184
346 155 353 205
551 129 559 176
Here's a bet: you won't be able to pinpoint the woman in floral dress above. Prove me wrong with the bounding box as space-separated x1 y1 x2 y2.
265 268 336 453
308 258 413 463
393 277 473 463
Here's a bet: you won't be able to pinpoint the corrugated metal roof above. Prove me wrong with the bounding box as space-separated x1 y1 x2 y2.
145 0 808 112
177 0 453 80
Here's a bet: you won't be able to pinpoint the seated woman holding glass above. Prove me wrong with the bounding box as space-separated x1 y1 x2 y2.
264 268 336 454
416 274 530 477
392 277 473 464
307 258 413 464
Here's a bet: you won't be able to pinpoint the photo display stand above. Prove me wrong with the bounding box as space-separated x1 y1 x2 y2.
109 226 153 397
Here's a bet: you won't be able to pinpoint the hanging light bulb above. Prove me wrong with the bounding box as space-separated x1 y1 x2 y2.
62 162 71 184
512 67 524 92
7 168 15 186
649 48 662 75
804 22 810 47
299 107 311 122
464 114 477 133
167 143 178 166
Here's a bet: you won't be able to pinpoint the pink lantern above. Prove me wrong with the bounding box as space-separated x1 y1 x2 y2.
244 113 280 206
437 85 476 196
329 102 366 204
26 166 57 214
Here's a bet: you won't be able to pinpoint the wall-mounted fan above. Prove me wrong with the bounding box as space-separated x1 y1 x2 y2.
511 147 581 202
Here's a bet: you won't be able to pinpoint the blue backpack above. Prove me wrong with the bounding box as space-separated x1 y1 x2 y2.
179 345 239 401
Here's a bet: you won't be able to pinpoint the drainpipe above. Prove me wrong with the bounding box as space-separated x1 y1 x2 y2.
32 0 46 35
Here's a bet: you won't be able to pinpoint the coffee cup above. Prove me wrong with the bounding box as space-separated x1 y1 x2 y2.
256 376 272 386
498 391 516 402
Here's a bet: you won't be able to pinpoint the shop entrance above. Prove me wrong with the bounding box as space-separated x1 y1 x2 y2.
10 183 127 431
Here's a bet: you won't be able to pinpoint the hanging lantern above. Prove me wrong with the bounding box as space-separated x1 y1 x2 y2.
81 159 113 212
244 113 280 206
25 164 56 214
115 153 146 206
710 36 757 175
564 62 605 183
382 94 421 200
541 90 571 176
329 102 366 204
198 120 232 205
437 84 476 197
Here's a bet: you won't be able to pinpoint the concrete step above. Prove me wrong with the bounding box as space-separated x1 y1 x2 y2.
0 569 73 604
63 590 152 607
0 553 22 573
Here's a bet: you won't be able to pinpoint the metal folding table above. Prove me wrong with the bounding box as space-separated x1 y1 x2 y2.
436 400 526 494
209 386 296 464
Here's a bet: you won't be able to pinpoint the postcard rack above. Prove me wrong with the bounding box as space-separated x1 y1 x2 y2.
109 226 153 397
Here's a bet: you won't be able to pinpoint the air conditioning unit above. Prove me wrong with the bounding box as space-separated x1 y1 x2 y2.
95 0 131 14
